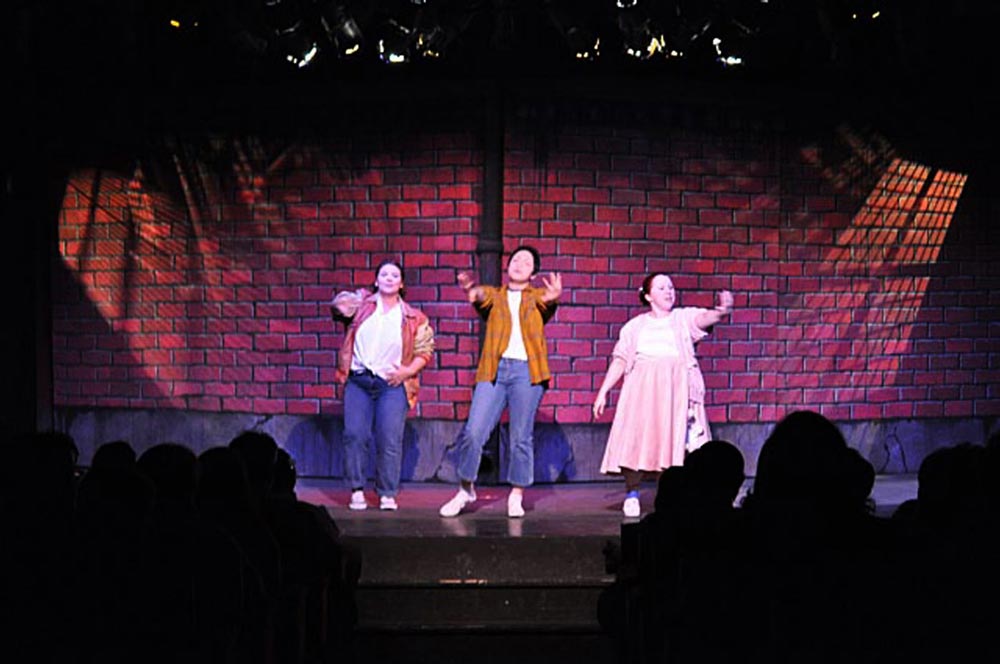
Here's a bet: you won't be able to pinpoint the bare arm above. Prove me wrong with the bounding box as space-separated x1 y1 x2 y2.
694 290 734 330
593 357 627 419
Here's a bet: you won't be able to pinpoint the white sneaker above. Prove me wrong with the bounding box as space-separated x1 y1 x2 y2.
622 496 641 518
439 487 476 517
507 492 525 519
379 495 398 511
349 490 367 511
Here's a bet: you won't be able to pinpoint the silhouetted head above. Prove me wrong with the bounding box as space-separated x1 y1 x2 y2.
197 446 250 506
229 431 279 497
91 440 137 473
752 410 851 508
917 442 985 527
654 466 688 515
843 447 876 512
137 443 198 503
685 439 746 508
4 431 79 512
77 464 155 530
272 448 297 495
984 432 1000 510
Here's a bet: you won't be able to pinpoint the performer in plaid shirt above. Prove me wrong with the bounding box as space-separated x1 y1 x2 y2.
439 246 563 519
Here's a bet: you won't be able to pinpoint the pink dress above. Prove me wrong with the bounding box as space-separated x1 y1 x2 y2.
600 309 712 474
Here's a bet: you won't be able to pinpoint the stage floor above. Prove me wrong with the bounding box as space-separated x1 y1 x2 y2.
297 474 918 538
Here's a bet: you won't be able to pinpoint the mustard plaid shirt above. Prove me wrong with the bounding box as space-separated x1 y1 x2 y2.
473 285 557 385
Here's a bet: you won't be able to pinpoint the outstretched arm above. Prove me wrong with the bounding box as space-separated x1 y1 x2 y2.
694 290 734 330
593 357 627 419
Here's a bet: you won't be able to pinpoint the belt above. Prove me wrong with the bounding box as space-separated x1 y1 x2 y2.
350 368 376 377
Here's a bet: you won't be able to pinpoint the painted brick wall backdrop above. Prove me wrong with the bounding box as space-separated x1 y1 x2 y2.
52 99 1000 477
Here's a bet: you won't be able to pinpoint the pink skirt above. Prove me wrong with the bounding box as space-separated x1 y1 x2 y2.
600 355 695 474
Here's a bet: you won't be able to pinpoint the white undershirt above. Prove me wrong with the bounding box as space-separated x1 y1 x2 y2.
351 297 403 379
501 289 529 361
635 313 680 358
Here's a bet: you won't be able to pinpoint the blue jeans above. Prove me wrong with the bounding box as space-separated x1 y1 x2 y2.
343 370 408 497
455 358 544 487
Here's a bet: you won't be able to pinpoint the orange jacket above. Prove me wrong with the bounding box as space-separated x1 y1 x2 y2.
331 290 434 409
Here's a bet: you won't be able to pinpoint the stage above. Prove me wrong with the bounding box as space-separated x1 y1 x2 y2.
295 476 918 661
298 474 919 533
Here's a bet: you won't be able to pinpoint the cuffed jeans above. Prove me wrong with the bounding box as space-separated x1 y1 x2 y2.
455 358 544 487
343 370 408 497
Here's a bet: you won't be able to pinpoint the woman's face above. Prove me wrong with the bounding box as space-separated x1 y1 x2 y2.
646 274 676 312
506 249 536 283
375 263 403 296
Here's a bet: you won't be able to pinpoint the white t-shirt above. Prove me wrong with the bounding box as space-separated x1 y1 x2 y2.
501 289 529 361
635 313 680 358
351 297 403 379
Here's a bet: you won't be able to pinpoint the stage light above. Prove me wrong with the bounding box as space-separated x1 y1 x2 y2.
320 3 363 57
264 0 320 68
274 25 319 67
414 24 447 58
378 20 413 64
409 0 476 60
546 0 601 61
161 0 203 33
569 30 601 60
847 1 882 21
709 20 754 68
618 12 667 60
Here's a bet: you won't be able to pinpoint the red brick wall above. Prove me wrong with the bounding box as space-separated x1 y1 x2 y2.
53 109 1000 425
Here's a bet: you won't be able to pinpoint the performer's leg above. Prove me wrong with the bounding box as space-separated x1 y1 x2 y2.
622 468 642 492
343 375 375 509
454 379 508 484
504 360 544 517
504 360 544 489
621 467 642 518
440 376 508 517
372 379 408 501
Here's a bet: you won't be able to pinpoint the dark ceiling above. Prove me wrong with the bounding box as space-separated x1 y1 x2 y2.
4 1 998 155
9 2 993 91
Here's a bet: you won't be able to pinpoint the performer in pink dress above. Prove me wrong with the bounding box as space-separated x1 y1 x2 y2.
593 273 733 518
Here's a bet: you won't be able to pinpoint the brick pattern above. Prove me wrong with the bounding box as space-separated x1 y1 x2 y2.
54 115 1000 424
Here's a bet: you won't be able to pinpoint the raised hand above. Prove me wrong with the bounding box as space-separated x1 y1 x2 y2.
457 271 475 290
540 272 563 302
457 271 479 303
716 290 734 314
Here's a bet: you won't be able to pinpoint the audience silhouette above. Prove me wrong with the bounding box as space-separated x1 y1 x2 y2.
604 411 997 664
3 413 998 664
0 432 352 664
